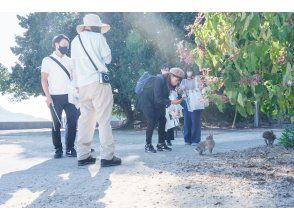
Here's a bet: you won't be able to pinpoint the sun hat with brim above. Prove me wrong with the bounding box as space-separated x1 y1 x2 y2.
169 67 185 79
76 14 110 34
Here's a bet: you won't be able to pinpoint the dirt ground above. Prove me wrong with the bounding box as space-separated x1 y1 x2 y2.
0 128 293 208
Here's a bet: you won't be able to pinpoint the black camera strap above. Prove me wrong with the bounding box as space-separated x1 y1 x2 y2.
49 56 71 80
78 34 99 72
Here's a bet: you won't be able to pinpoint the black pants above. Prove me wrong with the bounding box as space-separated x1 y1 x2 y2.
166 128 175 142
143 107 166 145
50 94 79 152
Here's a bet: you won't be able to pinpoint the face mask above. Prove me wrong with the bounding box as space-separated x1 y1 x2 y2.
91 27 101 33
58 46 68 55
187 71 193 78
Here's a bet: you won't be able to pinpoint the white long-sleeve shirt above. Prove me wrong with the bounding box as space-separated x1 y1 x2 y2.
71 31 111 88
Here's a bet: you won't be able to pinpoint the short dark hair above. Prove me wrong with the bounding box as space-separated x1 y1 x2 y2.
52 34 70 47
161 63 170 70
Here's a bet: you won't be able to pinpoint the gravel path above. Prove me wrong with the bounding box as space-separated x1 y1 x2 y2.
0 128 293 208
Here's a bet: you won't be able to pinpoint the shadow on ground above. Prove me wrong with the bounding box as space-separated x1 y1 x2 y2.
1 128 291 208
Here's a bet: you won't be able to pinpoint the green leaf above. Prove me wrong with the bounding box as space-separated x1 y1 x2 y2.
237 104 247 117
241 13 246 21
243 13 254 32
245 101 254 115
212 55 218 67
237 93 245 107
244 16 250 31
255 84 264 96
248 53 258 71
226 90 238 103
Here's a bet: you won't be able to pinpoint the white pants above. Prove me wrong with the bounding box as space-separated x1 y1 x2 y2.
77 81 115 160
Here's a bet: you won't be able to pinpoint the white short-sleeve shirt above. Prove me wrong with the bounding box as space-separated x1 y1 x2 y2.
71 31 112 88
41 52 73 95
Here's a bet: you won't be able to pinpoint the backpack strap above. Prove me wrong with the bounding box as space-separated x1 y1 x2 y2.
48 56 71 80
78 34 99 71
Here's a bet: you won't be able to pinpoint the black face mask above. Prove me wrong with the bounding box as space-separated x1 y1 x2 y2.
58 46 68 55
91 26 101 33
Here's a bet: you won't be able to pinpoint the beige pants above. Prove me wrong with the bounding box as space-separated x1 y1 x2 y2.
77 81 115 160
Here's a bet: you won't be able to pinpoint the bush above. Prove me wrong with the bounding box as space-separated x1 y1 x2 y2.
279 125 294 148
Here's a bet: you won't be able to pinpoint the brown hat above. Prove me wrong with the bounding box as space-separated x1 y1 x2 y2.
169 67 185 79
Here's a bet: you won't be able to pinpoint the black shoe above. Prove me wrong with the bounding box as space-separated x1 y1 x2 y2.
54 149 63 159
78 156 96 166
145 144 157 153
66 148 77 157
101 156 122 167
167 141 172 146
157 143 172 151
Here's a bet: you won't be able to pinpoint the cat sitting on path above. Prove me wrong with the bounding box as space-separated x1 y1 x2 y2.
195 132 215 155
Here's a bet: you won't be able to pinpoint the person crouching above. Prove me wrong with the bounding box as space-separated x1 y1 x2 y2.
137 68 185 153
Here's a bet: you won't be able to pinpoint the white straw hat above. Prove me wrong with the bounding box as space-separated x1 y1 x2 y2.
76 14 110 34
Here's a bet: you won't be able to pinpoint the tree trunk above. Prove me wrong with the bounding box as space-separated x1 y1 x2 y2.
119 99 134 129
232 107 238 129
254 101 259 127
125 108 134 128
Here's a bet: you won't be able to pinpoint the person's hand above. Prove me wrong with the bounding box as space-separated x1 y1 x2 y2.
46 96 53 108
171 99 182 105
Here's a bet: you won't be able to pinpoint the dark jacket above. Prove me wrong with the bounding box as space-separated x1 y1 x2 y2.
137 74 171 117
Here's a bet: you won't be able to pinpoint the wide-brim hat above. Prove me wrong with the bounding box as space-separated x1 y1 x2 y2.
169 67 185 79
77 14 110 34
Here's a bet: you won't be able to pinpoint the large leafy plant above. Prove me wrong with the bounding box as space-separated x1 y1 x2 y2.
187 13 293 127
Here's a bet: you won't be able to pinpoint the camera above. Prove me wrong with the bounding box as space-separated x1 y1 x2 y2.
99 72 111 84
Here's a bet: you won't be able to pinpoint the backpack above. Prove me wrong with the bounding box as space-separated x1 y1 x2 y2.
134 71 155 95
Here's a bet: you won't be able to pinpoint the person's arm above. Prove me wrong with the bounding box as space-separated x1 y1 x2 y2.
103 54 112 64
154 77 172 107
70 40 79 90
40 58 53 107
41 72 53 107
70 58 78 88
99 35 112 64
71 69 78 88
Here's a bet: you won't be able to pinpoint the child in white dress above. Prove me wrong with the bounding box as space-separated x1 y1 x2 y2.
165 90 183 132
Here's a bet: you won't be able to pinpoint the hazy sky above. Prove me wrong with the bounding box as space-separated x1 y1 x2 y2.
0 13 51 120
0 13 24 69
